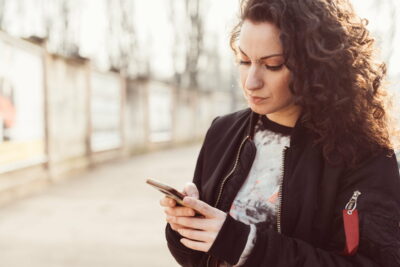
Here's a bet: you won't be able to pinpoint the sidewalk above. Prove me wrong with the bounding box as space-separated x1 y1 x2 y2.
0 144 202 267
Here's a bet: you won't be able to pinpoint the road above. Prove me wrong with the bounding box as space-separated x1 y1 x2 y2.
0 144 202 267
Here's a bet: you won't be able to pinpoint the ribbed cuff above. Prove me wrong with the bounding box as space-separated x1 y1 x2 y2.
208 214 250 265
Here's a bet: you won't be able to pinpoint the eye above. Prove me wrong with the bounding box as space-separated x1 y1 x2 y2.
265 64 284 71
239 60 251 66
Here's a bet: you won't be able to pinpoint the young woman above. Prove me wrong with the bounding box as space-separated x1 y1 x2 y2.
160 0 400 266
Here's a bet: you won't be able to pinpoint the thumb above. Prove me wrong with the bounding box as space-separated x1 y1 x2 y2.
183 182 199 199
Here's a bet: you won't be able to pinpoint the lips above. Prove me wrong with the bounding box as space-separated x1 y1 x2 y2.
249 95 268 104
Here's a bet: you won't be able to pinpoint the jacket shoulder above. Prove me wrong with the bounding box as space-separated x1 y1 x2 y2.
341 150 400 214
201 108 252 154
344 150 400 185
209 108 252 132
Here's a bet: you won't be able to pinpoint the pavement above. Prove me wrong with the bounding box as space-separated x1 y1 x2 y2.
0 144 202 267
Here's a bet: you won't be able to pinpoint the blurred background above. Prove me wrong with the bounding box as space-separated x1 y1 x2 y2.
0 0 399 266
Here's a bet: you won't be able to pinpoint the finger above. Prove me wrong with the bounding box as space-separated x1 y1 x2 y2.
184 182 199 198
164 207 195 217
170 216 215 231
160 197 176 207
177 228 215 243
183 197 216 217
180 238 209 252
169 222 191 231
166 216 191 231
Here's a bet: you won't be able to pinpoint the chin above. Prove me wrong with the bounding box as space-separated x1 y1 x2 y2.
248 103 271 115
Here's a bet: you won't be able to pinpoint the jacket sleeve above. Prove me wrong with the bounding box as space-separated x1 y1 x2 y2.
165 117 220 267
208 152 400 267
164 141 207 267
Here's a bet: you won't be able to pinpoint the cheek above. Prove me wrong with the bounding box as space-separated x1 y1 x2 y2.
239 69 247 89
270 73 293 101
274 86 293 103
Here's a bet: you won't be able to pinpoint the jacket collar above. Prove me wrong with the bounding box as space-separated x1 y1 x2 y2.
290 113 311 147
247 110 311 148
247 111 259 140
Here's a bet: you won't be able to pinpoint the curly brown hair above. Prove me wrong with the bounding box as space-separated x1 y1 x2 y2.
230 0 397 167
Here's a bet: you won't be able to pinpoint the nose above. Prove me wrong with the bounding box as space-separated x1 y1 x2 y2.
245 67 264 91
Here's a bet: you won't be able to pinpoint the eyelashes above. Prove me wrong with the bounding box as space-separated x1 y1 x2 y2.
238 60 250 66
238 60 284 71
265 65 284 71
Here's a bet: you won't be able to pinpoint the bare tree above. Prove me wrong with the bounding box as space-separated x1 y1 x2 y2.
168 0 183 87
369 0 398 70
106 0 138 77
59 0 79 56
0 0 6 29
40 0 80 56
382 0 397 70
183 0 204 90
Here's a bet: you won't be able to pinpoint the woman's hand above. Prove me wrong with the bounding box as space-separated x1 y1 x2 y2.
160 182 199 231
169 196 227 252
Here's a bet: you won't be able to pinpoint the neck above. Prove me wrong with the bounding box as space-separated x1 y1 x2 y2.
266 106 301 127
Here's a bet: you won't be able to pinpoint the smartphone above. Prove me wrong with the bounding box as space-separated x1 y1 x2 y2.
146 178 186 206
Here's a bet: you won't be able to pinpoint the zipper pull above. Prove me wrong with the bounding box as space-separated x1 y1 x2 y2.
344 190 361 215
342 190 361 255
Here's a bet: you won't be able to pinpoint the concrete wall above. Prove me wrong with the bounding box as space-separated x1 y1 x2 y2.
124 80 149 153
0 32 238 206
88 70 126 165
0 32 46 174
124 80 232 150
45 54 91 179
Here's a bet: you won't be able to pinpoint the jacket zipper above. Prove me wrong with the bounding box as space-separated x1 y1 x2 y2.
206 135 250 267
277 146 289 234
344 190 361 214
213 135 250 208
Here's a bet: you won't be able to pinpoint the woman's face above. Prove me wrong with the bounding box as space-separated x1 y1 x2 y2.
238 20 300 123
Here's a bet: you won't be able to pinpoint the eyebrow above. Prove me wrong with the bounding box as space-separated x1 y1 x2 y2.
238 46 283 60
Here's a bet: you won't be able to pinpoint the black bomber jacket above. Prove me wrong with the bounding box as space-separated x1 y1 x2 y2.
165 108 400 267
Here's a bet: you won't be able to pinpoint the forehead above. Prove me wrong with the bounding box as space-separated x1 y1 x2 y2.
238 20 283 57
